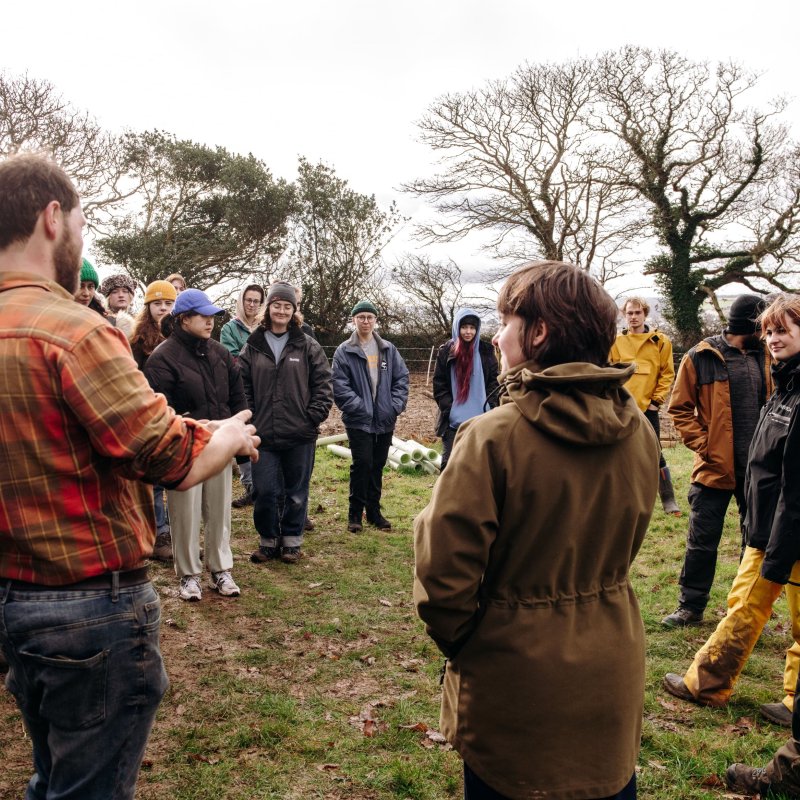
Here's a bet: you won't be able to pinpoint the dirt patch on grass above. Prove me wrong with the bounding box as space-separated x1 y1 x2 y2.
320 375 439 443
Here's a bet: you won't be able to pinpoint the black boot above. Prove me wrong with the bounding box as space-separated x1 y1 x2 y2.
347 510 363 533
659 467 681 516
366 509 392 530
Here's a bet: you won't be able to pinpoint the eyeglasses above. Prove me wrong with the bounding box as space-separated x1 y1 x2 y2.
355 314 376 322
243 299 261 305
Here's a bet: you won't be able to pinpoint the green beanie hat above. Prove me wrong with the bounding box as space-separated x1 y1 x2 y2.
351 299 378 317
80 259 99 287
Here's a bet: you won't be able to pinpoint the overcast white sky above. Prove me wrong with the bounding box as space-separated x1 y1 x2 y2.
3 0 799 294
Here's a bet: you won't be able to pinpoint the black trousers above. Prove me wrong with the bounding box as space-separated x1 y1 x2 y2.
678 478 747 613
643 409 667 470
346 428 393 519
464 763 636 799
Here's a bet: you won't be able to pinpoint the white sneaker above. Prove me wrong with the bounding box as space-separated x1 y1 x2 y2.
211 570 240 597
179 574 202 602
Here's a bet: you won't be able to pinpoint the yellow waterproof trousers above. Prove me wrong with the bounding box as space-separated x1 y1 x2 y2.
684 547 800 707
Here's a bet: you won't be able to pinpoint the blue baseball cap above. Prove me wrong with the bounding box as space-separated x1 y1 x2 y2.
171 288 224 316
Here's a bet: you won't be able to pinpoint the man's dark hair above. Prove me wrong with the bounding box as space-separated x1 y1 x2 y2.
497 260 618 367
0 154 79 249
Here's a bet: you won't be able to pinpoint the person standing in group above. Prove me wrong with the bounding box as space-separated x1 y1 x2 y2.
414 261 658 800
73 257 111 320
661 295 772 628
221 283 266 509
332 300 409 533
0 153 259 800
433 308 499 470
609 296 680 515
240 282 332 564
664 294 800 754
99 272 137 337
129 279 178 562
145 288 248 601
166 272 186 294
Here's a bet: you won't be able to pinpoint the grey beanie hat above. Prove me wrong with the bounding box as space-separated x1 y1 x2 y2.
266 281 297 310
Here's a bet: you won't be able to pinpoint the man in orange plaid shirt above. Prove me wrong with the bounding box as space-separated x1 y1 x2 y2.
0 154 259 800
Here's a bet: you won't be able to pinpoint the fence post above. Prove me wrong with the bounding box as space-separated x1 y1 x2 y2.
425 345 436 385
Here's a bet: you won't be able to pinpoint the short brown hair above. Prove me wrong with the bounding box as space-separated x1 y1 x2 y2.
0 154 79 249
621 296 650 316
760 294 800 333
497 261 618 367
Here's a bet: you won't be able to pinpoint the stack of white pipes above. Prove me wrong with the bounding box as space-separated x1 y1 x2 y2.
317 433 441 474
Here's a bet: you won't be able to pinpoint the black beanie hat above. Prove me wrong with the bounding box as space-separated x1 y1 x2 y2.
725 295 767 335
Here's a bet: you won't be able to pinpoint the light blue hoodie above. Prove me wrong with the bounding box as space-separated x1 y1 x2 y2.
448 307 486 427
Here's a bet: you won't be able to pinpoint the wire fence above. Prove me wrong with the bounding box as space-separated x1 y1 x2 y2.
320 345 438 381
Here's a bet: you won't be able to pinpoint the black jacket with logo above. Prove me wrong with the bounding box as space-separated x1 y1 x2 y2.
238 324 333 450
743 356 800 584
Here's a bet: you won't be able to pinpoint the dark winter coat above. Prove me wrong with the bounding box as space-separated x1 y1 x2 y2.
432 339 499 436
414 360 659 799
144 327 247 421
669 336 773 490
238 324 332 450
743 356 800 584
331 331 409 434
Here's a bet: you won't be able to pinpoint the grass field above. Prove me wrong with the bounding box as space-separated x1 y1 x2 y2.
1 442 796 799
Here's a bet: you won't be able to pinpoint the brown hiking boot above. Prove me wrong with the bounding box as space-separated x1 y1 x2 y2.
280 547 302 564
232 487 254 508
725 764 770 796
151 531 173 562
760 702 793 727
662 673 707 705
250 546 279 563
661 607 703 627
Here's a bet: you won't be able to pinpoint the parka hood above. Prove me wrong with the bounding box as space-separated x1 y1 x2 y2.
500 360 641 446
451 307 482 342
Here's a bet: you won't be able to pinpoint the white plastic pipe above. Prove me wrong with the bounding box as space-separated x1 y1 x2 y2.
388 446 412 465
391 436 425 461
406 438 439 461
420 460 440 475
317 433 349 447
327 444 352 459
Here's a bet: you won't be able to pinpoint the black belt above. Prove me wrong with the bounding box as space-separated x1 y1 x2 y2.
7 566 150 592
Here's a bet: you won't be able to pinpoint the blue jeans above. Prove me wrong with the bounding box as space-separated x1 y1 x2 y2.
0 579 169 800
252 443 315 549
153 484 169 534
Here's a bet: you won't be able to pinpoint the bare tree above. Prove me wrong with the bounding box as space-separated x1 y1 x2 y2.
0 73 134 230
595 47 800 343
390 254 465 337
404 59 642 282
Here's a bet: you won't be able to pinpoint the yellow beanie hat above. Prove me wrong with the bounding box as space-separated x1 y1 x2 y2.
144 280 178 305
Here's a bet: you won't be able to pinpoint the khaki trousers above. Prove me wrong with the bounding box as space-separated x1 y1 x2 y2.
167 463 233 578
684 546 800 707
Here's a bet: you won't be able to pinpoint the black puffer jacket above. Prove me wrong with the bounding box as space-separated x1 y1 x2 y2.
432 339 500 437
238 324 333 449
144 327 247 420
743 356 800 584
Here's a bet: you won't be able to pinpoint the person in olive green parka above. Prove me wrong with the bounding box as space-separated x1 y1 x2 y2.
414 261 659 800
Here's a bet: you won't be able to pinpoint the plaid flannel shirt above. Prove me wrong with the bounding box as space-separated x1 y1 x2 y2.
0 272 211 584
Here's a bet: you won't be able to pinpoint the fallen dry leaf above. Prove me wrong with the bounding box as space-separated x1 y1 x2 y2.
379 599 393 607
399 722 429 732
316 763 340 772
700 774 725 788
